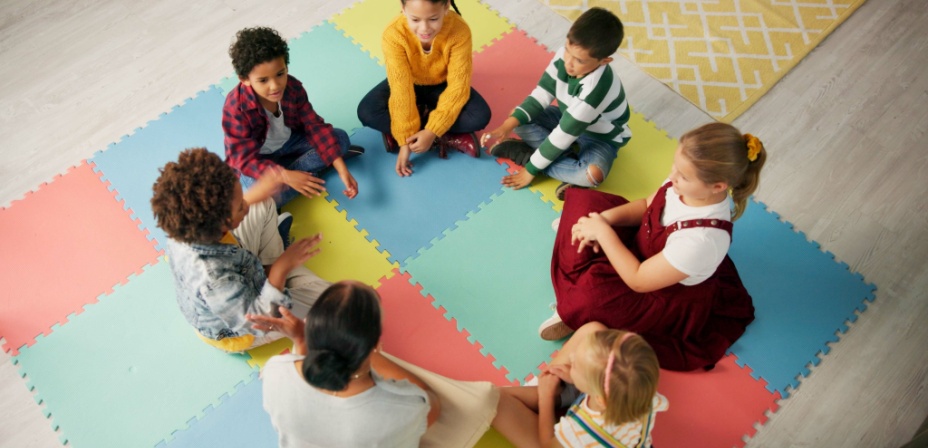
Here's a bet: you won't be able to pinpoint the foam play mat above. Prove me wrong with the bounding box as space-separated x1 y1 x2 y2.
0 0 874 446
542 0 868 121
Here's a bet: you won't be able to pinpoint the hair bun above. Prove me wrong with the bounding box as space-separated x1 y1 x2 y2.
303 349 355 391
305 348 350 371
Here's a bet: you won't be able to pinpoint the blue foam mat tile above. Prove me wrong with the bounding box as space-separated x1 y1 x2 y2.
158 373 278 448
401 188 563 382
89 87 226 251
727 199 876 397
323 126 510 263
12 260 257 448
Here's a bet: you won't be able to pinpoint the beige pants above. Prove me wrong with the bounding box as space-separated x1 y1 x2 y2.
233 198 331 348
385 353 500 448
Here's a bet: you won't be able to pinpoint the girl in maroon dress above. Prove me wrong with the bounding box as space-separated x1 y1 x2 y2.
544 122 767 371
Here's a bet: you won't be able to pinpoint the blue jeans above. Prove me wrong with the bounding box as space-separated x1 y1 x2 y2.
357 79 491 136
240 128 351 206
515 105 619 187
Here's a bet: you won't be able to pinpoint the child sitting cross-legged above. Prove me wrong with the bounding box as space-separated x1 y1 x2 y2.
357 0 492 177
224 27 363 205
482 7 631 198
151 148 332 353
492 322 668 448
546 122 766 372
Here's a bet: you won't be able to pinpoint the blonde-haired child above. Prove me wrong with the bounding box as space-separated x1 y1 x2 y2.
544 122 767 372
492 322 668 447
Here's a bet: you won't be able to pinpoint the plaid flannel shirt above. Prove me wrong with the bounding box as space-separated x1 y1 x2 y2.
222 75 340 178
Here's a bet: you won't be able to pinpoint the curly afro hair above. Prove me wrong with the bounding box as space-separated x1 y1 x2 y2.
151 148 238 244
229 27 290 79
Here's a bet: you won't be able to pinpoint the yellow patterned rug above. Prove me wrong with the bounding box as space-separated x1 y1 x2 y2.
543 0 866 121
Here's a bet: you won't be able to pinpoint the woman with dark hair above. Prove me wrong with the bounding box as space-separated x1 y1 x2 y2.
249 280 498 447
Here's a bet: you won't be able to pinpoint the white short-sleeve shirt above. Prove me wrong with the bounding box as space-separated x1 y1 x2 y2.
659 182 733 286
262 354 429 448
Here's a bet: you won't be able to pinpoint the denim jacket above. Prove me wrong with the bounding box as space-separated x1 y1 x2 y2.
165 237 292 341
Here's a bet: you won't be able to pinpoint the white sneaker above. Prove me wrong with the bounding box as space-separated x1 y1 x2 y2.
538 310 573 341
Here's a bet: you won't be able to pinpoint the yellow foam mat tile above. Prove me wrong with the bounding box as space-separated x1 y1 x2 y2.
474 427 515 448
246 338 294 369
529 110 678 211
331 0 513 65
245 194 400 368
281 193 399 288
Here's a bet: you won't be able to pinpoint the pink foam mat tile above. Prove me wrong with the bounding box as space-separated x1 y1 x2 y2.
652 354 781 448
0 161 161 354
378 270 519 387
472 28 555 134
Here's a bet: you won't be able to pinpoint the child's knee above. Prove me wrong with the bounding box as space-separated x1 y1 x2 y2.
585 164 605 186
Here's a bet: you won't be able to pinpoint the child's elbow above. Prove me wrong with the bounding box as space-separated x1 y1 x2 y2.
626 278 658 294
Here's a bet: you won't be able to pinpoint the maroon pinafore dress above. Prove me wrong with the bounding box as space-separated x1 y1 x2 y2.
551 184 754 371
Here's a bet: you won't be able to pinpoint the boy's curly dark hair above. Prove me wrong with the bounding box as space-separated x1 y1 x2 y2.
151 148 238 244
229 27 290 79
567 7 624 59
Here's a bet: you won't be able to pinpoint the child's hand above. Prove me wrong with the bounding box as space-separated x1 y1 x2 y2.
572 212 611 252
244 168 286 205
339 170 358 199
247 306 304 340
546 363 573 384
481 117 520 150
501 169 535 190
396 145 414 177
282 169 326 198
268 234 323 291
280 233 322 266
538 371 563 401
406 129 437 154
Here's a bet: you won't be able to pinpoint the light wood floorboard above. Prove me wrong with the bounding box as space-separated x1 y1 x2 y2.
1 0 925 446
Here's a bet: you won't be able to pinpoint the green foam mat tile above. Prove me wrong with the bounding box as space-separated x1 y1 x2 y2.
12 260 256 447
286 21 387 132
402 188 562 382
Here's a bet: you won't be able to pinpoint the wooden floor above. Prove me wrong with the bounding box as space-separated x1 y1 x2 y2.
1 0 926 446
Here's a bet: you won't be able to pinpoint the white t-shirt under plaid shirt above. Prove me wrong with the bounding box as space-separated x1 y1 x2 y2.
555 392 669 448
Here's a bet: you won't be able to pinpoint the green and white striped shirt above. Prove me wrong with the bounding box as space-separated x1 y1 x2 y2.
512 47 631 175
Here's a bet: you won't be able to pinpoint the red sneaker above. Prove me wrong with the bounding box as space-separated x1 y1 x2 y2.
439 132 480 158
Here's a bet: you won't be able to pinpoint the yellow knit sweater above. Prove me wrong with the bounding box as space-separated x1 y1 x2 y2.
382 12 473 144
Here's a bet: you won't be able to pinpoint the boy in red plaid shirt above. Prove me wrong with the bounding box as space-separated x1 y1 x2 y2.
223 27 363 205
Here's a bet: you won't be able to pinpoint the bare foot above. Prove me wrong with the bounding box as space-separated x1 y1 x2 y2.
396 146 414 177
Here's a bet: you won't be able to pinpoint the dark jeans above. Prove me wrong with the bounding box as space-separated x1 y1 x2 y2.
240 128 351 206
357 78 491 136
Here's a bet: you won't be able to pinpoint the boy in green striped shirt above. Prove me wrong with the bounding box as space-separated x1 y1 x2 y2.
481 8 629 198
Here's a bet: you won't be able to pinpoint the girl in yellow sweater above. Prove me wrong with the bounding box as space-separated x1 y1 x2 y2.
357 0 491 177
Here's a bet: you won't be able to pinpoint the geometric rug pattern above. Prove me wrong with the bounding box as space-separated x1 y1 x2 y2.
0 0 874 446
541 0 868 121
